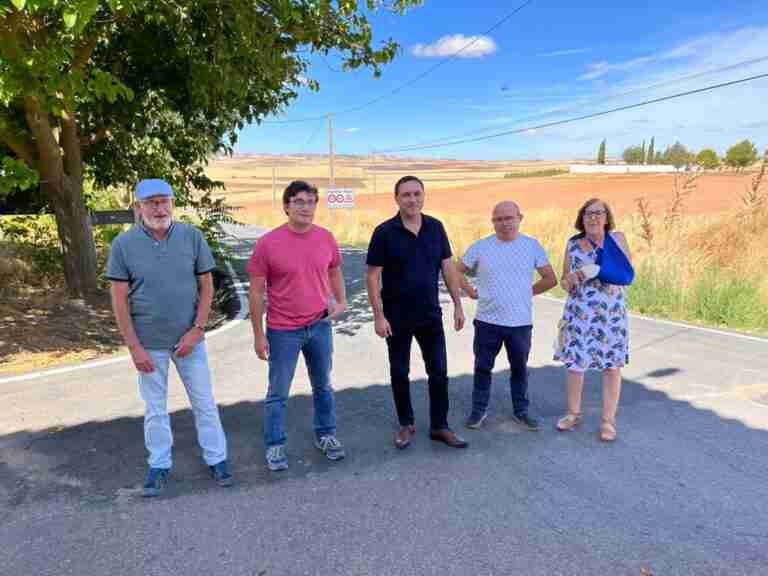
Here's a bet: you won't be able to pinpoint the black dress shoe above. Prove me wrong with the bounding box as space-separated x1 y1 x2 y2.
429 428 469 449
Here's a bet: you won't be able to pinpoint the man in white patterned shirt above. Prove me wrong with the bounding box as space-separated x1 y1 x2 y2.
457 201 557 431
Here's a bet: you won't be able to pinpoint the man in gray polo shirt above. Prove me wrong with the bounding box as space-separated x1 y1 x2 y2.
107 178 231 496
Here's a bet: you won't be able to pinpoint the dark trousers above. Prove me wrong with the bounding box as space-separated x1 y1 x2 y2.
386 318 449 431
472 320 532 417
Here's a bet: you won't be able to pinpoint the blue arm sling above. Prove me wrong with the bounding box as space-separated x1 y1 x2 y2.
590 233 635 286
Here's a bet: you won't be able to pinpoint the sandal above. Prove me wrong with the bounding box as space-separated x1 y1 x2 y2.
556 413 582 431
599 418 617 442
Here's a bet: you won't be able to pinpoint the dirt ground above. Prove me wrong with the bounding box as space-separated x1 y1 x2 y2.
0 289 125 375
0 286 228 376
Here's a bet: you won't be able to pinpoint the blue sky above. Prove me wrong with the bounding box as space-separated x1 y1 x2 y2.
235 0 768 161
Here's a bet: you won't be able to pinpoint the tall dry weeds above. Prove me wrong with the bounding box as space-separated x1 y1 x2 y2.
741 147 767 215
664 170 699 230
635 196 654 250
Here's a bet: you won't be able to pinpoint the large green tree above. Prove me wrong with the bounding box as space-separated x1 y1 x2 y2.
662 141 693 169
696 148 720 170
725 139 758 171
622 145 644 165
0 0 419 298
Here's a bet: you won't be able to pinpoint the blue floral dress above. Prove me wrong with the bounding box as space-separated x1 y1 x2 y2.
553 234 629 371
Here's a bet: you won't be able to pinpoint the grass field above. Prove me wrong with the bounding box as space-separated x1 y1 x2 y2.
210 154 768 334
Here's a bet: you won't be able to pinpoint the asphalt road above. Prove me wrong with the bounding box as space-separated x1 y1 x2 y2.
2 223 768 576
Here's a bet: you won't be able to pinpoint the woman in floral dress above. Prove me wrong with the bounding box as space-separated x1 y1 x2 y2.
553 198 631 441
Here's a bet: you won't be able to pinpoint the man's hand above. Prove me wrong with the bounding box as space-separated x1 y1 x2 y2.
464 284 478 299
129 343 155 373
374 315 393 338
327 300 346 320
174 328 202 358
454 305 465 332
254 333 270 360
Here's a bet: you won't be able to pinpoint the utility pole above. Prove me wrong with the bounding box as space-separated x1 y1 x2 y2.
327 113 335 188
271 163 277 209
370 151 377 195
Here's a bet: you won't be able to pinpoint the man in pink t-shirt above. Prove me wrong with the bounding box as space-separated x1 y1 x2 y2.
247 180 347 472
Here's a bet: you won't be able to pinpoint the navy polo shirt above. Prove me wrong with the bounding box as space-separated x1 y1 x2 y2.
106 221 216 349
366 212 452 330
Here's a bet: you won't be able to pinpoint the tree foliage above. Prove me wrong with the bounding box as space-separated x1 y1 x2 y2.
646 137 654 165
695 148 720 170
0 0 421 297
661 141 693 169
622 145 644 165
597 139 606 164
725 140 758 170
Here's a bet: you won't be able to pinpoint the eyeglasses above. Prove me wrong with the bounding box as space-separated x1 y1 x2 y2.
290 198 318 208
584 209 606 219
140 198 172 209
492 215 522 223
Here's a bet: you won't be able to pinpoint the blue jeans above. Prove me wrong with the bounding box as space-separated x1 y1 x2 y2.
138 341 227 469
265 318 337 447
472 320 532 417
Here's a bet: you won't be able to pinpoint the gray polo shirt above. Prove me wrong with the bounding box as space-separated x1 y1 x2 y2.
106 221 216 350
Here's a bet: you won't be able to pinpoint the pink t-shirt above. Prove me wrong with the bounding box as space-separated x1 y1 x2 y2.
246 223 342 329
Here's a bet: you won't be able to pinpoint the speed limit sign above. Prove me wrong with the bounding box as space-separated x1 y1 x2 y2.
326 188 355 209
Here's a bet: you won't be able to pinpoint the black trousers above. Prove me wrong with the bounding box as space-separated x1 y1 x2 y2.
385 318 449 430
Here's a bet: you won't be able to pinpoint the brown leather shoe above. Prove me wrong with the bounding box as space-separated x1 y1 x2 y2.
429 428 468 449
394 425 416 449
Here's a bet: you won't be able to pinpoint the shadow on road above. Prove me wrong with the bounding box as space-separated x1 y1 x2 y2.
3 364 767 511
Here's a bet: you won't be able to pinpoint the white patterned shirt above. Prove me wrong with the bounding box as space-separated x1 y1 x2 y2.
462 234 549 327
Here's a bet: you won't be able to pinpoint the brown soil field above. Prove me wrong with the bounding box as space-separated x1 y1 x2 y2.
224 171 751 220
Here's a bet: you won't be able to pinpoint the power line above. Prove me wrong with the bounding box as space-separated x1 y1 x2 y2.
263 0 536 124
372 72 768 153
383 55 768 150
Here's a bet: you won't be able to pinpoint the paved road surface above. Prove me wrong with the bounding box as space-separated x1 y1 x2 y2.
2 223 768 575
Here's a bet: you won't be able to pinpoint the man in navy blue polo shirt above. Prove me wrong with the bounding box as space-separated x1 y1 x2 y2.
107 178 232 496
366 175 468 449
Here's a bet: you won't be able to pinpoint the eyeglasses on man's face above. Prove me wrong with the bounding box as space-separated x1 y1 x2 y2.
584 209 606 219
289 197 318 208
141 198 172 210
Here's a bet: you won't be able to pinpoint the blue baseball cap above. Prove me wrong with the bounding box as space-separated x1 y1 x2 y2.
135 178 174 200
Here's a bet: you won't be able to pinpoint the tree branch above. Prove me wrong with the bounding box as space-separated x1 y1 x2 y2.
60 109 83 181
23 95 63 181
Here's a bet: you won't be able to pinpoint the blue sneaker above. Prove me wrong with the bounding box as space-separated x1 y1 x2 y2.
209 460 234 487
465 412 487 430
315 435 346 461
142 468 169 497
266 445 288 472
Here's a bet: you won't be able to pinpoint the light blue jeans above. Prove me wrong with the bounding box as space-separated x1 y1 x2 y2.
138 341 227 469
265 318 337 447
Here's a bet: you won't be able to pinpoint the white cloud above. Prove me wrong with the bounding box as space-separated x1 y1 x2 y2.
577 34 721 81
579 56 656 80
411 34 497 59
341 127 360 133
538 48 591 57
531 26 768 156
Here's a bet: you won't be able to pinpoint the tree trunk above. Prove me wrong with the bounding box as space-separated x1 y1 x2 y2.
45 178 99 300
